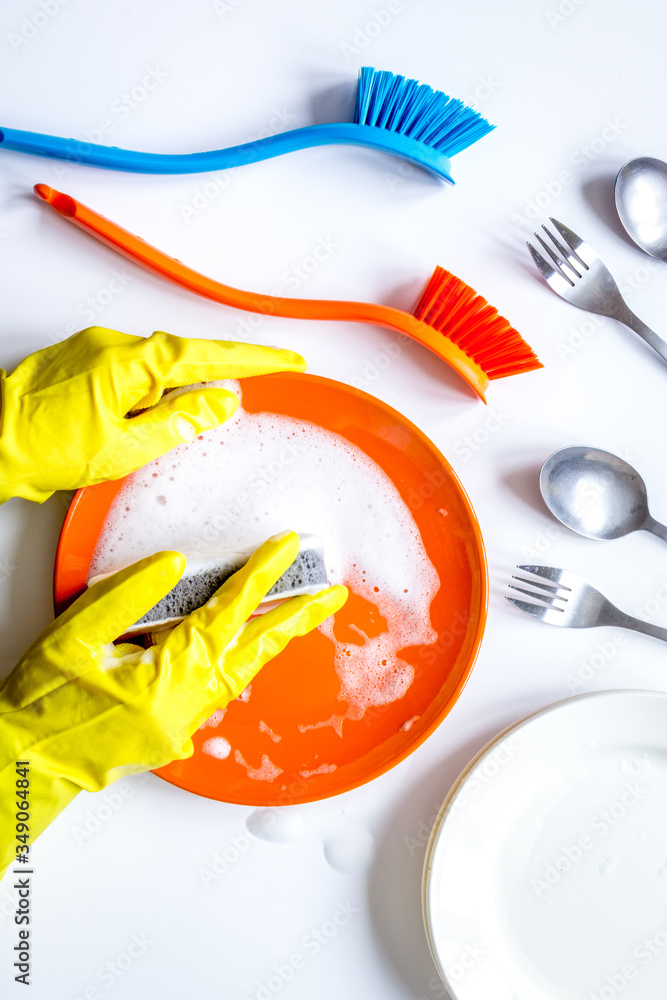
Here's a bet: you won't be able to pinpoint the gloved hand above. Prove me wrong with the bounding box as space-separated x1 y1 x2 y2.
0 531 347 879
0 326 306 503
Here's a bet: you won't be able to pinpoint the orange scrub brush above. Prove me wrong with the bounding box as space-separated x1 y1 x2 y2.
34 184 542 401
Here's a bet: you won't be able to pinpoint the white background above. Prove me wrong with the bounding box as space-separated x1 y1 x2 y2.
0 0 666 997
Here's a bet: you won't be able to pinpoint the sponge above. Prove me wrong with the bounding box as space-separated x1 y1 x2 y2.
88 533 329 638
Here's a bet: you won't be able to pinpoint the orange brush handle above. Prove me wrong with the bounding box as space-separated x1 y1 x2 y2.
33 185 488 400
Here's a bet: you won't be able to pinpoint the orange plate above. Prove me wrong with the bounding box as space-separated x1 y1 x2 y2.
54 373 487 805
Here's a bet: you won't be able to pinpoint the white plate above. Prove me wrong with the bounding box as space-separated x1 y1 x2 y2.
423 690 667 1000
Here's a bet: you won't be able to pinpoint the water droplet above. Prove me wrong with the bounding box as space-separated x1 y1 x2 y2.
246 808 308 844
599 856 619 876
323 826 375 873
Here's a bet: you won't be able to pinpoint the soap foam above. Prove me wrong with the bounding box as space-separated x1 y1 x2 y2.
258 721 281 743
299 764 337 778
234 750 283 782
199 708 226 730
90 383 440 735
202 737 231 759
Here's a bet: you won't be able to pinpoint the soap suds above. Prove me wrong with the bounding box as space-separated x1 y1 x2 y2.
234 750 283 782
299 716 345 739
259 721 281 743
199 708 226 730
299 764 337 778
202 737 231 759
90 382 440 749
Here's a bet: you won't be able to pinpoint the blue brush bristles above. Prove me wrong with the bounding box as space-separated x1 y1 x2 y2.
354 67 494 158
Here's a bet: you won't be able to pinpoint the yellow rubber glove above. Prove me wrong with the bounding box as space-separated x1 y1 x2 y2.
0 531 347 880
0 326 306 503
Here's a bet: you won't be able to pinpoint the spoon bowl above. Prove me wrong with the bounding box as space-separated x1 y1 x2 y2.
539 446 667 541
615 157 667 261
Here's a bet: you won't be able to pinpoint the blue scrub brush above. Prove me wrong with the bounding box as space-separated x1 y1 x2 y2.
0 68 493 183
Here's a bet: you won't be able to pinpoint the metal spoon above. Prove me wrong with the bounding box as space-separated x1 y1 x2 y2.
615 157 667 261
539 446 667 542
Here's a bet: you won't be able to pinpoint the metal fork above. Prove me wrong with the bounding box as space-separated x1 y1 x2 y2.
527 218 667 363
506 565 667 642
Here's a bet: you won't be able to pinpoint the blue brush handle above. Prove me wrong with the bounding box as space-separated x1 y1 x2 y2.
0 122 453 182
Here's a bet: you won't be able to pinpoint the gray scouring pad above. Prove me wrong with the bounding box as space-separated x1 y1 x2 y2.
89 533 329 637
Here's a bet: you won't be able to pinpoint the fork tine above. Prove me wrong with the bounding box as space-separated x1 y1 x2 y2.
539 227 583 278
508 584 566 607
517 565 573 589
543 224 587 274
534 233 578 282
527 241 560 283
505 597 553 619
549 218 590 269
506 597 568 626
511 574 567 596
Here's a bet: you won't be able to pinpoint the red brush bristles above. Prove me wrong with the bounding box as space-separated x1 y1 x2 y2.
413 266 542 380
